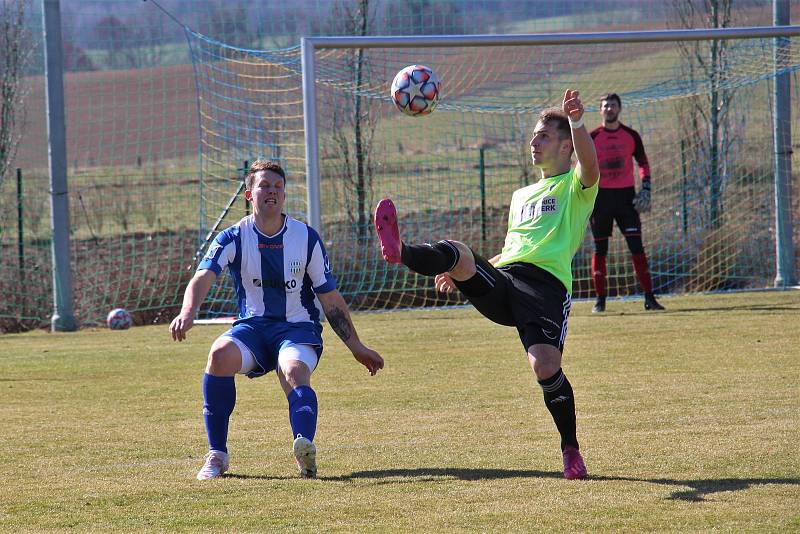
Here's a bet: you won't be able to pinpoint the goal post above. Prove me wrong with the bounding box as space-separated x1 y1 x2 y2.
773 2 796 287
298 25 800 306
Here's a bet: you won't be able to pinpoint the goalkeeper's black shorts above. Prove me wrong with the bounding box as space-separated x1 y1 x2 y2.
453 255 571 353
590 186 642 239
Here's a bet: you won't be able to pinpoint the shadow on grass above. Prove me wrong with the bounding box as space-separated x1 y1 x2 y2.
326 467 562 484
0 377 67 382
331 468 800 501
222 473 296 481
663 304 800 314
584 305 799 318
595 475 800 502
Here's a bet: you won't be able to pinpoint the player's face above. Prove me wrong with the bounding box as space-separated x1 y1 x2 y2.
247 170 286 216
601 99 620 123
530 120 570 169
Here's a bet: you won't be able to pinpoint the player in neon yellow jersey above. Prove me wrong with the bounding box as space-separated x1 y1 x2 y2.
375 89 599 480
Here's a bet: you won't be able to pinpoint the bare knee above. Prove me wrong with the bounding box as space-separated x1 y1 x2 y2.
527 345 562 381
448 241 477 281
205 339 242 376
280 361 311 390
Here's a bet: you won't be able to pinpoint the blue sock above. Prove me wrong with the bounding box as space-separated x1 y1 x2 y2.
202 373 236 453
287 385 318 441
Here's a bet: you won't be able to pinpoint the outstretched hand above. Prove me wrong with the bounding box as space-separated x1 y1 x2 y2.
562 89 584 122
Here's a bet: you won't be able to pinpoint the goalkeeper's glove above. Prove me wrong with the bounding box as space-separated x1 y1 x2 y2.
633 181 652 213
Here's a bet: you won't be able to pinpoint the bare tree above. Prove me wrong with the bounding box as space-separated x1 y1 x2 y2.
199 1 249 46
0 0 34 187
132 9 165 68
671 0 738 229
94 16 140 69
324 0 377 239
515 115 533 188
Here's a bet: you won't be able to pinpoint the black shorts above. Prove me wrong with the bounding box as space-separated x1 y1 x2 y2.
590 186 641 239
453 255 572 353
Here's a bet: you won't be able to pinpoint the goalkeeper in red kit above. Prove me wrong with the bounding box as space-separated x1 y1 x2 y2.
589 93 664 312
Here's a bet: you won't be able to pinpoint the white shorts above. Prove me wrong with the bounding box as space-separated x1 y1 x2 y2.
222 335 319 375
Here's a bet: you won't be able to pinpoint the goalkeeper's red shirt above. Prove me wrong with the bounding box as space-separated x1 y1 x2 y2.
590 123 651 189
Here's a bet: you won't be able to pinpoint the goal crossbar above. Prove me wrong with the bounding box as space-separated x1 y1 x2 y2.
304 25 800 49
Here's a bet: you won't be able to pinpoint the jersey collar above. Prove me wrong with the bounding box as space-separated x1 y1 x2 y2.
251 213 287 239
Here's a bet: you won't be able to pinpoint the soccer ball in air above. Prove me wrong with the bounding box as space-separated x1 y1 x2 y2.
106 308 133 330
390 64 441 117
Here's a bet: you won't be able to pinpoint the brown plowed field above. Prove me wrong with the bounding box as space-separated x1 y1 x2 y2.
17 63 199 171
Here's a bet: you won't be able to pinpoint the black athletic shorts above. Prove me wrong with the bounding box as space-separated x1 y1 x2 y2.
590 186 641 239
453 255 572 353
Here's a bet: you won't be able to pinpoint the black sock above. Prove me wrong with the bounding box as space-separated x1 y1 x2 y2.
538 368 579 451
400 240 460 276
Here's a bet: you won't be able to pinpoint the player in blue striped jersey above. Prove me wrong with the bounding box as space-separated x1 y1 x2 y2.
170 160 384 480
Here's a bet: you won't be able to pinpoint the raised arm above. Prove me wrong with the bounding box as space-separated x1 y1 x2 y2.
169 269 216 341
563 89 600 188
316 289 384 376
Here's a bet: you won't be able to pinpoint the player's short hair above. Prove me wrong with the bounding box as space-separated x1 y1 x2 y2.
600 93 622 107
537 108 571 141
245 159 286 190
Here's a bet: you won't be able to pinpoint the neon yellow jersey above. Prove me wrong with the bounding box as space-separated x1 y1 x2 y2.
496 167 598 292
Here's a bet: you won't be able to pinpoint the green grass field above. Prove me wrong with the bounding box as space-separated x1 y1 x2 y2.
2 290 799 531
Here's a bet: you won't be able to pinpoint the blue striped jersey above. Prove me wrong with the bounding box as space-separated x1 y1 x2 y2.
198 215 336 324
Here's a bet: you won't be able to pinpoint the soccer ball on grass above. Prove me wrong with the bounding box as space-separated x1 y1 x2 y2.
106 308 133 330
390 64 441 117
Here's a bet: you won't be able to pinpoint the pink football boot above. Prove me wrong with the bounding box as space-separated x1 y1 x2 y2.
562 446 588 480
374 198 402 264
